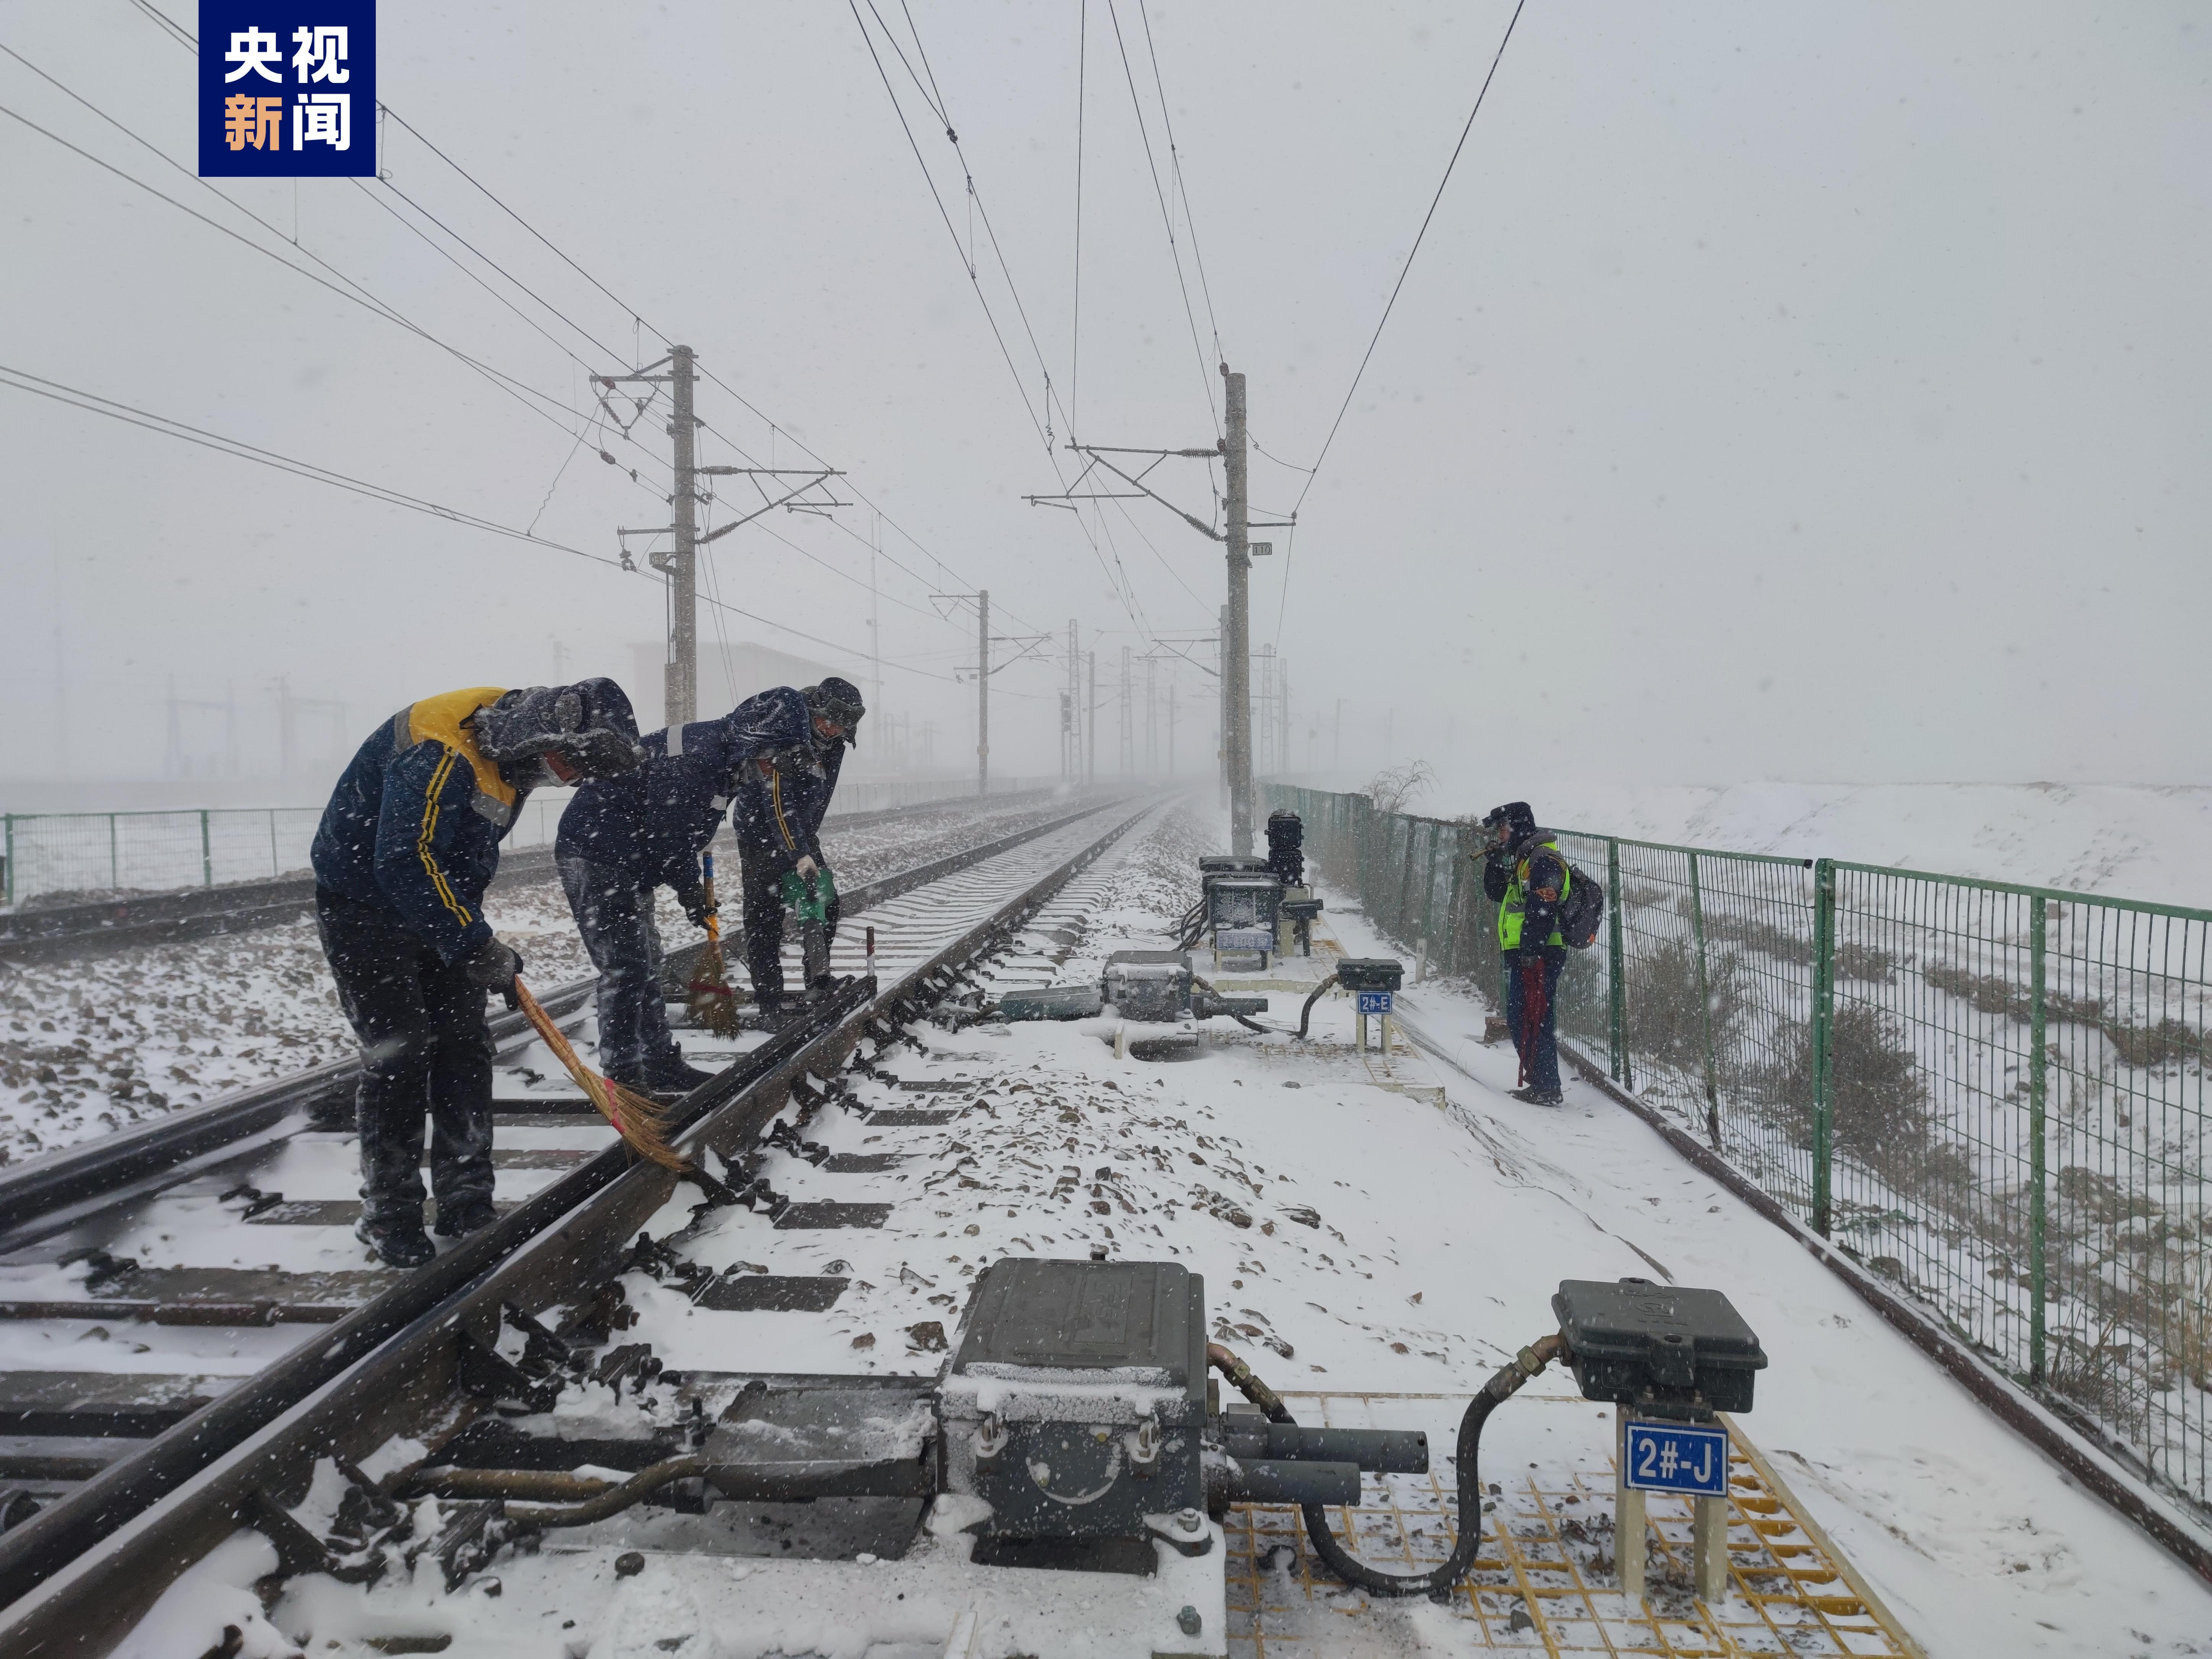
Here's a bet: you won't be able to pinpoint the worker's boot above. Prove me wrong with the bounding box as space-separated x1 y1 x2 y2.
432 1195 499 1239
356 1210 436 1268
1509 1085 1564 1107
640 1049 718 1094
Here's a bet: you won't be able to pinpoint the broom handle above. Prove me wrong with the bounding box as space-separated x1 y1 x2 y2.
513 977 689 1170
701 852 722 948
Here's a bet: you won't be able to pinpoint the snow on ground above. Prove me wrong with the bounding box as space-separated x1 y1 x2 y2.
0 793 1096 1169
163 799 2212 1659
1302 773 2212 908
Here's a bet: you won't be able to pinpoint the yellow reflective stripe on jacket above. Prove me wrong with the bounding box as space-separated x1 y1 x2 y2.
405 685 515 810
770 769 798 851
415 747 474 930
1497 841 1568 950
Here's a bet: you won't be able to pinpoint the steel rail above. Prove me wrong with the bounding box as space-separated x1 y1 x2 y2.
0 796 1124 1246
0 798 1155 1641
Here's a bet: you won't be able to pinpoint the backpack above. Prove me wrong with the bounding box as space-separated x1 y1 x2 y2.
1556 862 1604 950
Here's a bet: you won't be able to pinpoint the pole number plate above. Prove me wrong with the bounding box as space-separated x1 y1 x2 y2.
1623 1419 1729 1496
1356 990 1394 1015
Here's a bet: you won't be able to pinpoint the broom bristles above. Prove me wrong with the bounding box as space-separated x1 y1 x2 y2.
514 978 689 1171
687 940 742 1038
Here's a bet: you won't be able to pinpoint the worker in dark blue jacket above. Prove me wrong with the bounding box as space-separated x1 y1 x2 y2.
311 680 643 1266
556 685 814 1086
733 678 865 1026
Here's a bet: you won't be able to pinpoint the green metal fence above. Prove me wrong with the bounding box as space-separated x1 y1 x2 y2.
0 799 566 908
1272 784 2212 1520
0 776 1065 909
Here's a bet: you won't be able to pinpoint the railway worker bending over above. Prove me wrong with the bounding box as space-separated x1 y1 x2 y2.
734 678 865 1028
310 681 645 1267
555 684 816 1090
1480 799 1571 1107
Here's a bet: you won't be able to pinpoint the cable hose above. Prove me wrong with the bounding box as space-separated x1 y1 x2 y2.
1190 974 1271 1036
1209 1336 1565 1599
1294 973 1339 1038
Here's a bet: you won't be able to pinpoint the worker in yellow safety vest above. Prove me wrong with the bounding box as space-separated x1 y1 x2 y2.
1479 801 1568 1105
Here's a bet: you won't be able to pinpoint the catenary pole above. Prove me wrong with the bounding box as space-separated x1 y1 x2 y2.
667 344 698 726
1087 650 1097 785
1223 366 1252 851
977 589 990 796
1217 604 1229 808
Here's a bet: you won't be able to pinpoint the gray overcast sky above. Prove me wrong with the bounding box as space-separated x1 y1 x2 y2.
2 1 2206 791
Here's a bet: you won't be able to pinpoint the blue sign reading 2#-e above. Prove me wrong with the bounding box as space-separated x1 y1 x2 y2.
1355 990 1393 1015
1623 1419 1729 1497
199 4 376 177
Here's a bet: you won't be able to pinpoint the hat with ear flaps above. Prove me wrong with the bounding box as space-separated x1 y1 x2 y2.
475 678 644 778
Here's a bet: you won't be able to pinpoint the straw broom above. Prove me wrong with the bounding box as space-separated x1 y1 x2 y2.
513 978 688 1171
687 851 742 1038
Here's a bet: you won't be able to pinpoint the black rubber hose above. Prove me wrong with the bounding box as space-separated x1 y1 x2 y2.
1210 1336 1566 1599
1294 973 1339 1039
1191 975 1271 1035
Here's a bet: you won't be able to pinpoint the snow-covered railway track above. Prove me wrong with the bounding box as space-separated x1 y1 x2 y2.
0 796 1154 1638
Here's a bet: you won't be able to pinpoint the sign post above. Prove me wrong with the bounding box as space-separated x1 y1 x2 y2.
1619 1413 1733 1604
1354 988 1394 1055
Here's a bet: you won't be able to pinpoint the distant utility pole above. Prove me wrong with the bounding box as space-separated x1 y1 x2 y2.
1168 681 1179 776
1034 363 1284 851
1146 656 1158 774
931 588 1049 796
1119 645 1133 777
603 344 840 727
1066 619 1080 782
1087 651 1098 786
1335 698 1344 771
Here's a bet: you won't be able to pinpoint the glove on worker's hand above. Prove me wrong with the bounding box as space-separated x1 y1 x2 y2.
464 936 524 1007
794 855 820 882
675 882 716 929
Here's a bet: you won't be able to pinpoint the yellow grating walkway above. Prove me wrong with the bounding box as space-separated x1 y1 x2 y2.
1224 1392 1921 1658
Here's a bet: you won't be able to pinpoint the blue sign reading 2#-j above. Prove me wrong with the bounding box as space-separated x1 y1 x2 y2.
199 4 377 177
1623 1418 1729 1497
1355 990 1394 1015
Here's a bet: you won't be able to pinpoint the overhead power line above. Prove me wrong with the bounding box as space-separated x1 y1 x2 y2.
0 361 979 684
0 53 673 498
109 0 1040 644
1102 0 1220 440
1276 0 1530 643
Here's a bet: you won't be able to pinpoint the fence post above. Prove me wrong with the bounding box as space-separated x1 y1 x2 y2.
2029 893 2048 1385
1422 823 1441 949
1688 852 1721 1150
2 814 12 907
1442 831 1466 977
1394 819 1418 939
109 813 119 891
269 809 280 876
1606 838 1628 1087
1810 858 1837 1237
200 810 213 888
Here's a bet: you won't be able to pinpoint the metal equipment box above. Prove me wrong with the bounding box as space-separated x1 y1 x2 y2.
1551 1277 1767 1416
1102 950 1194 1023
942 1259 1208 1546
1205 874 1282 954
1333 957 1404 993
